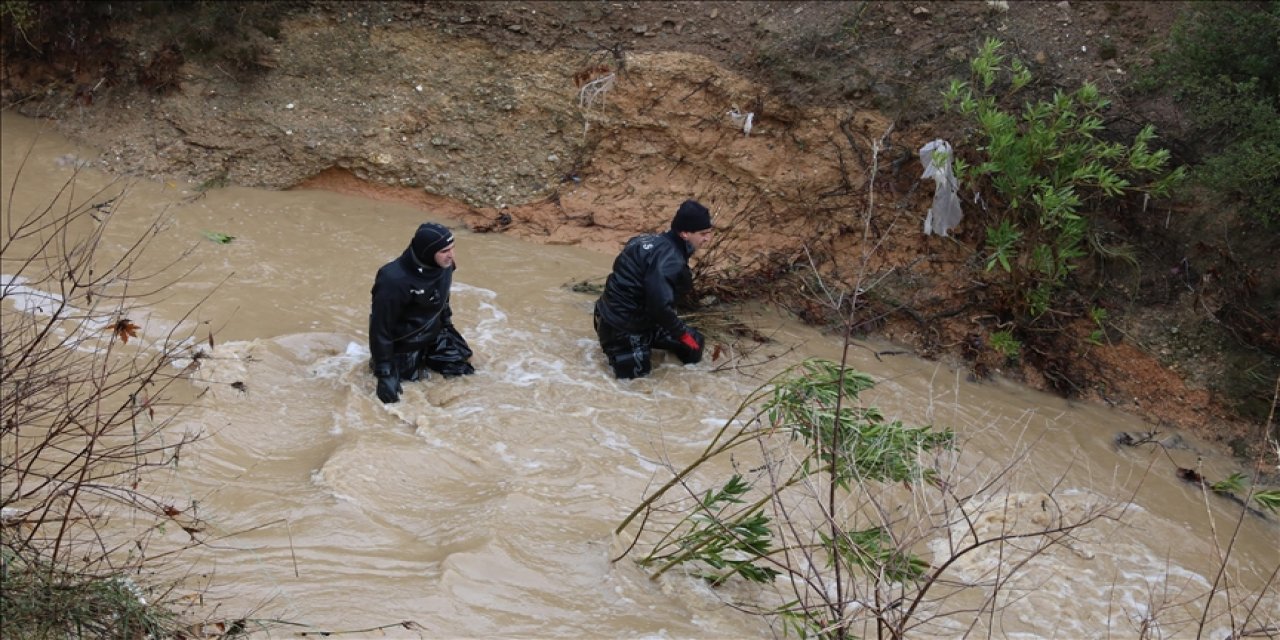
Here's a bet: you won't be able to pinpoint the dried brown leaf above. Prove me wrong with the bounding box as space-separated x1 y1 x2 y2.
111 318 140 344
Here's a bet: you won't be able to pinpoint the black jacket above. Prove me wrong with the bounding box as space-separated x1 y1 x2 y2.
595 230 694 337
369 247 454 374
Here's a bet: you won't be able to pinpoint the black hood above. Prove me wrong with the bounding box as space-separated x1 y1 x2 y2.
409 223 454 268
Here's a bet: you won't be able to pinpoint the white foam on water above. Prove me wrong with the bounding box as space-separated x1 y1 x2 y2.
1 274 66 314
4 272 207 377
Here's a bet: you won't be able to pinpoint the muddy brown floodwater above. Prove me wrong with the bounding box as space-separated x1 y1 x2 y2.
3 113 1277 638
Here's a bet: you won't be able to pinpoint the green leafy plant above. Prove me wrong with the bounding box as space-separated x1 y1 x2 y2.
1210 472 1247 495
617 359 963 634
1087 306 1109 345
644 474 779 586
0 553 179 639
0 0 37 39
1208 473 1280 514
1144 1 1280 229
944 38 1186 325
619 360 951 588
984 219 1020 273
1196 470 1280 516
203 230 235 244
1254 489 1280 513
990 329 1022 361
822 526 929 584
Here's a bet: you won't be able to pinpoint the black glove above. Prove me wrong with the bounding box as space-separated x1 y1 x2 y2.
376 374 402 403
373 363 402 404
676 329 705 365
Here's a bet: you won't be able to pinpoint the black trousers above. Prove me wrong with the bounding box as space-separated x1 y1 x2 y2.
390 326 475 380
594 310 702 379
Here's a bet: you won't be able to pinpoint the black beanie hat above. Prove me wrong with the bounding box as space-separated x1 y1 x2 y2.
671 200 712 232
411 222 454 262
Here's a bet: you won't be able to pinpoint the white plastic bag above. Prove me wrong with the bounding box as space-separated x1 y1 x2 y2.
727 108 754 136
919 139 963 237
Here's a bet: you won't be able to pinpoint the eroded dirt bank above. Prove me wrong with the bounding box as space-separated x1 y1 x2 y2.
3 1 1272 463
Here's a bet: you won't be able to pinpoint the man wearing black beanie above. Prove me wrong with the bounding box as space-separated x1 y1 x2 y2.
593 199 714 379
369 222 475 404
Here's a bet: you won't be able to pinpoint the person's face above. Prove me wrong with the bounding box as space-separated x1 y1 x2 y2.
434 243 456 268
680 228 714 252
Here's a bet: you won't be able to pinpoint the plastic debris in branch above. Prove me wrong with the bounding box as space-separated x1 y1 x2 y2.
919 139 963 237
727 108 754 136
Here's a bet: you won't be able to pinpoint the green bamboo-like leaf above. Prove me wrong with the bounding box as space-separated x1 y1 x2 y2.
1211 472 1247 495
202 230 235 244
822 527 931 583
1253 490 1280 513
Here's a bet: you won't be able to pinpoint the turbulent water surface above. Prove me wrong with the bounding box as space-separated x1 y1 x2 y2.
3 113 1276 639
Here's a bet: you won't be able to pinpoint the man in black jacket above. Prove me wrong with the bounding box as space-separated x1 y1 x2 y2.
369 222 475 404
593 200 713 379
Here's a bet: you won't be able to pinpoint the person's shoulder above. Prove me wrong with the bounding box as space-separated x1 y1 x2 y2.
625 233 664 249
375 254 412 279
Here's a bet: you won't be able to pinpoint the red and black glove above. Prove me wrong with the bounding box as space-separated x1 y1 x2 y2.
676 329 705 365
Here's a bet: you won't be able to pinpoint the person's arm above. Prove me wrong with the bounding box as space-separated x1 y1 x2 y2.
369 281 402 371
646 245 702 361
441 268 455 329
644 247 696 342
369 276 404 403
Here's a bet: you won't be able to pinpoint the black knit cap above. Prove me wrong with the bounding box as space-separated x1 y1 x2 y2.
411 222 454 262
670 200 712 232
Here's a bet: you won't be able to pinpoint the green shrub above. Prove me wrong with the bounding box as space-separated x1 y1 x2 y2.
0 551 179 639
1147 1 1280 228
943 38 1185 324
990 329 1022 361
1 1 300 96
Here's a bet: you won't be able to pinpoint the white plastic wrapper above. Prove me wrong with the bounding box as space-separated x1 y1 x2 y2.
920 139 963 237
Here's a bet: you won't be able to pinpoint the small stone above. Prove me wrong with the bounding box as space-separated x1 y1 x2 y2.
709 8 719 19
912 6 930 18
